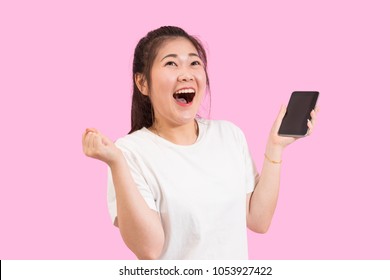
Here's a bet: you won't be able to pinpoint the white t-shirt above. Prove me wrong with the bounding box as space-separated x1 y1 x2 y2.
107 119 259 259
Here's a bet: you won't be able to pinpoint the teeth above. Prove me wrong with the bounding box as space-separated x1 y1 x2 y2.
174 88 195 94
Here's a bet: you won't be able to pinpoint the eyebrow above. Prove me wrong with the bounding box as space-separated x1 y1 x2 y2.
160 53 200 61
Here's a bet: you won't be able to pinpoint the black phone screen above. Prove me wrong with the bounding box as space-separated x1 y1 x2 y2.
278 91 319 137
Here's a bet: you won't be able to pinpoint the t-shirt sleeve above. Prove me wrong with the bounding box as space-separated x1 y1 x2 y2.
107 139 158 225
236 126 260 194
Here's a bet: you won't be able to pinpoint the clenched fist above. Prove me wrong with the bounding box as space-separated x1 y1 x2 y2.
82 128 123 166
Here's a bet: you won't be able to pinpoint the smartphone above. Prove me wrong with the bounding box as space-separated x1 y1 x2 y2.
278 91 319 137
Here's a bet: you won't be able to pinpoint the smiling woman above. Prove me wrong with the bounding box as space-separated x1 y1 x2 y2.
134 36 207 142
130 27 210 138
81 26 319 260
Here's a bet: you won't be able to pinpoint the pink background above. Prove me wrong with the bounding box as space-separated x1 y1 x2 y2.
1 0 389 259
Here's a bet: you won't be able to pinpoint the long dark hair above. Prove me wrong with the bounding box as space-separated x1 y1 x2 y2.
129 26 210 134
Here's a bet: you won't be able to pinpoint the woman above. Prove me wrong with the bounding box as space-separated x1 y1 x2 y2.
82 26 318 260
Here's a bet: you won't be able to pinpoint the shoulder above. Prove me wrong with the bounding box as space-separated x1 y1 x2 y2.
206 119 245 136
114 128 151 153
201 119 247 144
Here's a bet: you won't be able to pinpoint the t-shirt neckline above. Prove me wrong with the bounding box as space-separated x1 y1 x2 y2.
141 118 206 148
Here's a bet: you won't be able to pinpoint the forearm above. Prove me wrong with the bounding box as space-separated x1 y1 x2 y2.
247 142 283 233
109 155 164 259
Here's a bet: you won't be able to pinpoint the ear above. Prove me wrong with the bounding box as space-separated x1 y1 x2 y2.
135 73 148 96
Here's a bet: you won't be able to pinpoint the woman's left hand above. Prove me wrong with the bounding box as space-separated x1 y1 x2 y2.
268 105 319 149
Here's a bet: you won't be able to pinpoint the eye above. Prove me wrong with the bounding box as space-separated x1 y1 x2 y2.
164 61 177 66
191 60 202 66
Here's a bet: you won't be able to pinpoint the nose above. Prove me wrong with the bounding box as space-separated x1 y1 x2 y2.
178 73 194 82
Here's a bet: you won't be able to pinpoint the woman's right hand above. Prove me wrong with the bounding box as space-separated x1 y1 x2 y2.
82 128 123 166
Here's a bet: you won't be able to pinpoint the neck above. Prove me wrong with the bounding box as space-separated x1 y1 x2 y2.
150 119 199 145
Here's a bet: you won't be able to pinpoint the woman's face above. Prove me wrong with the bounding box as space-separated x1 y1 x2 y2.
147 37 207 127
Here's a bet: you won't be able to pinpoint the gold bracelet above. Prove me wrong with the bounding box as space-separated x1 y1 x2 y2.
264 153 282 164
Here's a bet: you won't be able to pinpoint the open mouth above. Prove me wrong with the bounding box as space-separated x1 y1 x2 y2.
173 88 196 105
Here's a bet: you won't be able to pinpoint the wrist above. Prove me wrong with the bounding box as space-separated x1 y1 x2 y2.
265 141 284 162
107 148 126 169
